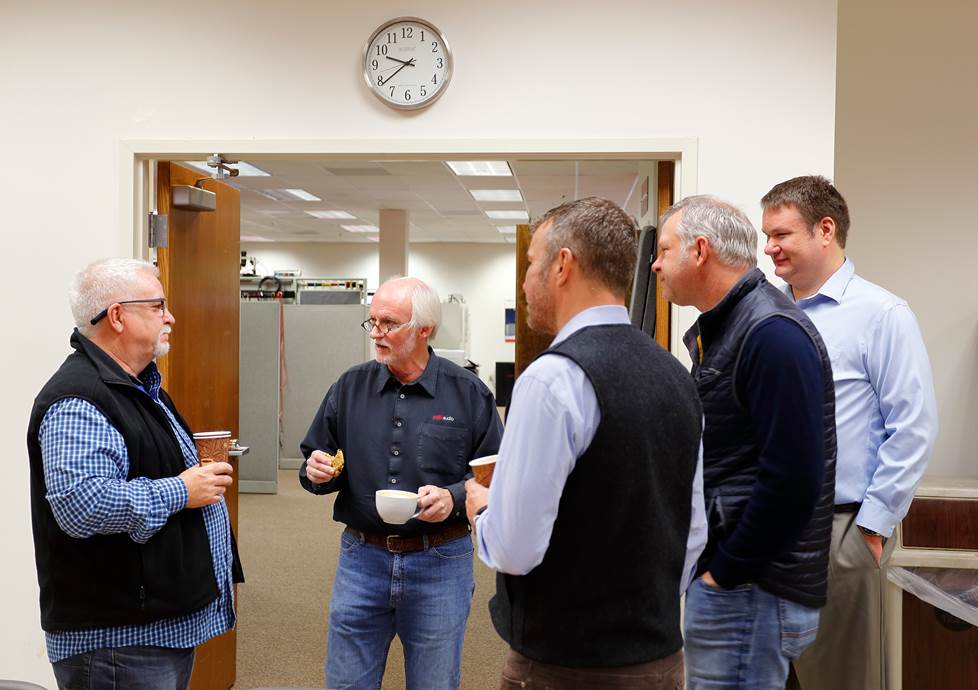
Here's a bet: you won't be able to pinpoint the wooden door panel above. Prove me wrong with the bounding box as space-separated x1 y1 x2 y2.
156 162 240 690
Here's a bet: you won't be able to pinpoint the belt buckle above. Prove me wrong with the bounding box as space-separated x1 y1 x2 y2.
385 535 404 553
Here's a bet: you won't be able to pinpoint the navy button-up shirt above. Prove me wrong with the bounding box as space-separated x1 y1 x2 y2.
300 351 503 536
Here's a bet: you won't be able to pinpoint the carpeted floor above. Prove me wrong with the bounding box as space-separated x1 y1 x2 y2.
232 469 507 689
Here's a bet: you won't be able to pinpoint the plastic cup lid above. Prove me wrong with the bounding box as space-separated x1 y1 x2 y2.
192 431 232 439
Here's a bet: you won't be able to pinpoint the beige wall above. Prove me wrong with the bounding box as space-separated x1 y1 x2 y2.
835 0 978 477
2 1 838 683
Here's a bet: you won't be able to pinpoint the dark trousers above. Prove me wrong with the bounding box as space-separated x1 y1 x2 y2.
500 648 684 690
52 646 195 690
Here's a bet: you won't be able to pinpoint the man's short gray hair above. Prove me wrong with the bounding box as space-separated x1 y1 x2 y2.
70 258 159 335
660 195 758 268
382 276 442 339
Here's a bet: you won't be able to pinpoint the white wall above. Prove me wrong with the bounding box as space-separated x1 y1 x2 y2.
835 0 978 477
242 241 516 390
1 1 838 682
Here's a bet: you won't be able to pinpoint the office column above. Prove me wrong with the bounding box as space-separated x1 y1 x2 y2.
379 209 409 282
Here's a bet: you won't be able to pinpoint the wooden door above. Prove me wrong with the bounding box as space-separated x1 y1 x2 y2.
156 162 241 690
514 223 554 376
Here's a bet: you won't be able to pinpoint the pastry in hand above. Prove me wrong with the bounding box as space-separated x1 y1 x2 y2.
330 449 345 476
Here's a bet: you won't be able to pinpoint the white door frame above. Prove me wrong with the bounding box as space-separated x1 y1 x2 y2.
120 137 698 355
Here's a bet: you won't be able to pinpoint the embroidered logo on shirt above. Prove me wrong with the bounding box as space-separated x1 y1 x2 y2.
432 415 456 422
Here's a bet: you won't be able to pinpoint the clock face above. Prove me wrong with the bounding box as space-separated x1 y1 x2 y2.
363 17 452 110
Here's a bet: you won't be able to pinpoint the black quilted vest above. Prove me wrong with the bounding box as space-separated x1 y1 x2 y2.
491 324 702 666
683 269 836 608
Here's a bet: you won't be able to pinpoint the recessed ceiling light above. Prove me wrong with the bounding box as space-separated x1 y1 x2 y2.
365 236 380 242
486 210 529 221
183 161 271 177
470 189 523 202
495 226 517 234
306 210 356 219
284 188 320 201
446 161 512 177
341 224 381 233
241 235 274 242
257 188 322 202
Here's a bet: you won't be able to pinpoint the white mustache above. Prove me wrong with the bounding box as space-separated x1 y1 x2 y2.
159 326 172 336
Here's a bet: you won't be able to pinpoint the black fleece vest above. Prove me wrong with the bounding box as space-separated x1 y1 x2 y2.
26 330 218 631
490 324 702 667
683 269 836 608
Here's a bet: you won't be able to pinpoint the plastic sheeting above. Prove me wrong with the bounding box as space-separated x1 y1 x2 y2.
888 566 978 627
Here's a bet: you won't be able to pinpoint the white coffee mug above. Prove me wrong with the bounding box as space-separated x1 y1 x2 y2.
375 489 421 524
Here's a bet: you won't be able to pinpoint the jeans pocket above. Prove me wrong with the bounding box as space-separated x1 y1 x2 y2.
779 598 820 659
52 651 93 690
340 531 360 552
431 535 473 560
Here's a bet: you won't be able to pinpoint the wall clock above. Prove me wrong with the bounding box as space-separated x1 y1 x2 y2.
363 17 453 110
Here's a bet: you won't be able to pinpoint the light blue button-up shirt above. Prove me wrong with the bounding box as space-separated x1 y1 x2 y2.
476 305 707 593
781 259 938 537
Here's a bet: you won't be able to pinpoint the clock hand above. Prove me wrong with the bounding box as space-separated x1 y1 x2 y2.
386 56 412 66
382 58 416 83
385 62 411 82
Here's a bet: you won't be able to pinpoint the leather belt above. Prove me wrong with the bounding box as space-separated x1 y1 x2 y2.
345 522 470 554
834 502 861 513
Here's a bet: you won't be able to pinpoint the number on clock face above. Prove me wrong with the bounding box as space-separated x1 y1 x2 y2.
364 18 451 109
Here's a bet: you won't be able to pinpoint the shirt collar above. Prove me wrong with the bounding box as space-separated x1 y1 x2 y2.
795 257 855 305
375 346 440 396
551 305 631 347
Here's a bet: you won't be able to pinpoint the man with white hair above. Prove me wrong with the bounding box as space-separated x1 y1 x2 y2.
26 258 241 690
300 276 503 690
652 196 837 688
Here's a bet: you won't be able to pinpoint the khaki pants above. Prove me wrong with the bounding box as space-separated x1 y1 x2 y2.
787 511 897 690
500 648 684 690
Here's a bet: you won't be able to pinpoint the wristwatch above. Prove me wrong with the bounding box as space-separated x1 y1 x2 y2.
858 525 883 538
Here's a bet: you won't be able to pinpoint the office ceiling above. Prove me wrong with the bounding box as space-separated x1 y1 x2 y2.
198 158 649 244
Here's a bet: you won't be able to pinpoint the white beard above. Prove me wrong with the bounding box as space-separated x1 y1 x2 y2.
153 326 172 358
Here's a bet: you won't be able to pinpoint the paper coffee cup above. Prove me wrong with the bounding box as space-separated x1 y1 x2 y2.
193 430 232 465
469 454 498 487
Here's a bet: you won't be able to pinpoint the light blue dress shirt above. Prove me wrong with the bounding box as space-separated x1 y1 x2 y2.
782 259 938 537
476 305 707 593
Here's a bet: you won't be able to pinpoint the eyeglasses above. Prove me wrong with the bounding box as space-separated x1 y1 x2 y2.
360 317 408 335
90 298 166 325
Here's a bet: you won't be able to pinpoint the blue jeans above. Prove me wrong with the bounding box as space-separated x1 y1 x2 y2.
325 530 474 690
683 578 819 689
52 646 194 690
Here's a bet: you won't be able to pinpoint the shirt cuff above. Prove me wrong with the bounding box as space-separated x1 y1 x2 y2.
157 476 189 513
856 501 899 538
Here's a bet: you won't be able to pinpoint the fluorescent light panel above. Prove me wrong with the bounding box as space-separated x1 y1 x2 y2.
486 210 529 220
341 224 380 233
446 161 512 177
495 225 517 234
306 210 356 219
183 161 270 177
241 235 274 242
470 189 523 202
258 188 321 202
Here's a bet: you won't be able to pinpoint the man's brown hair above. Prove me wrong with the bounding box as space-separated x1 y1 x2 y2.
761 175 851 248
531 197 639 297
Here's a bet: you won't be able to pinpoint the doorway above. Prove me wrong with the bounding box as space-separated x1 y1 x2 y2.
130 141 697 688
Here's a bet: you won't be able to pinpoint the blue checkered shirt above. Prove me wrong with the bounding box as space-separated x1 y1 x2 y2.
38 363 235 663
